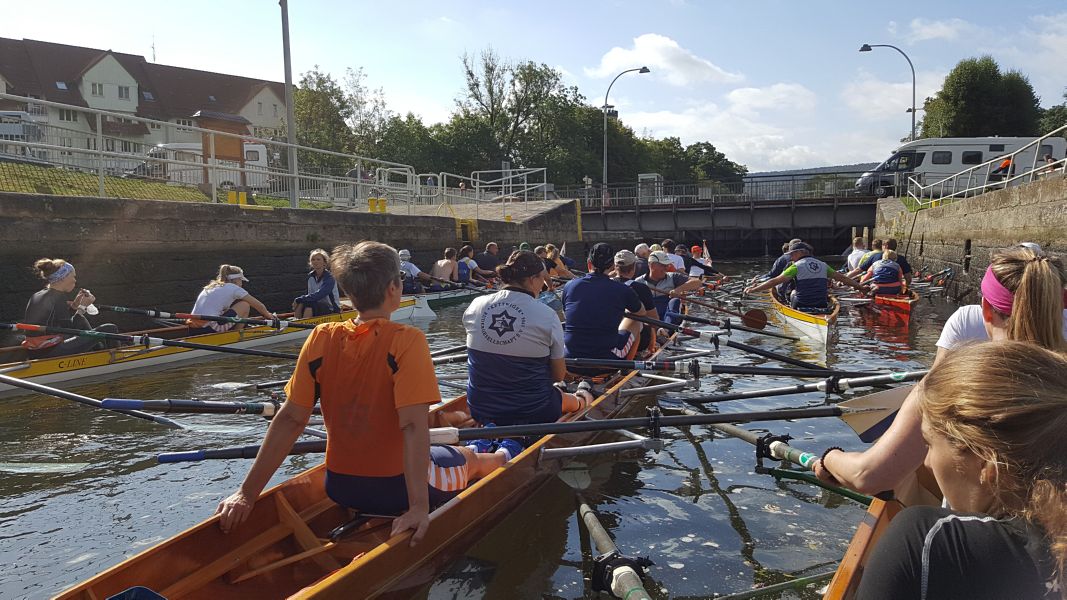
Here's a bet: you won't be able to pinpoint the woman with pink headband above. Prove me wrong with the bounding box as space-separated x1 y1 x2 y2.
812 245 1067 501
22 257 121 357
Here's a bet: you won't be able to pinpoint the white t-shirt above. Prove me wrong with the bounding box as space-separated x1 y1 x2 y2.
400 260 422 278
847 248 867 271
936 304 1067 349
460 256 479 272
668 253 686 272
191 282 249 316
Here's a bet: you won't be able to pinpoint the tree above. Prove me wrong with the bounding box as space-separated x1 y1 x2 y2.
290 67 356 173
920 56 1041 138
1039 89 1067 137
376 113 442 173
640 137 691 181
684 142 747 181
344 67 393 157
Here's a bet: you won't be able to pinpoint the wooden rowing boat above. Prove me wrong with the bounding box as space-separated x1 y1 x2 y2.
822 497 902 600
54 336 681 600
769 289 839 345
871 290 919 319
0 296 433 395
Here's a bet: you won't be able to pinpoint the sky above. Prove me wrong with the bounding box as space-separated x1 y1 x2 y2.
4 1 1066 173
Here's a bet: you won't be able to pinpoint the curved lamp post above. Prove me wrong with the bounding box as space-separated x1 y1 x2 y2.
603 67 651 193
860 44 916 140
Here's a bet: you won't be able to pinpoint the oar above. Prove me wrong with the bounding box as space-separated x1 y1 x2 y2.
665 311 799 341
431 344 467 358
100 304 315 330
0 372 185 429
672 371 923 406
244 344 471 390
626 314 829 371
1 323 298 360
563 358 880 379
427 276 494 294
156 405 882 463
646 287 768 329
100 398 324 416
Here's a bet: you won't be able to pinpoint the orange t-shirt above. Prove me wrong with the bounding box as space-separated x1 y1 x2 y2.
284 318 441 477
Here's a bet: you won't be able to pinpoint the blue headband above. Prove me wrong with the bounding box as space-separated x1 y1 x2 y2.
47 262 74 283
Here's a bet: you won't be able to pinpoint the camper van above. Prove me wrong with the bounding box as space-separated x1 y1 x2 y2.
0 111 45 162
856 136 1067 197
127 142 272 190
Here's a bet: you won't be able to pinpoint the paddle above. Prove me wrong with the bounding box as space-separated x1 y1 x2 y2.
100 304 316 330
672 370 923 404
563 357 881 378
431 344 468 358
626 313 830 371
156 405 883 463
100 398 325 416
1 323 298 360
427 275 494 294
0 372 185 429
665 311 799 341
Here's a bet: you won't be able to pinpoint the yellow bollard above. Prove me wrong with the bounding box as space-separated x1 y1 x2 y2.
227 191 238 204
368 197 378 212
379 197 387 213
504 215 512 223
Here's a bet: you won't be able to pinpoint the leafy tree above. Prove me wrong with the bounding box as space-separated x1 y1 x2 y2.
684 142 747 181
290 67 356 173
640 137 691 181
344 67 393 158
376 113 441 173
920 56 1040 138
1039 90 1067 137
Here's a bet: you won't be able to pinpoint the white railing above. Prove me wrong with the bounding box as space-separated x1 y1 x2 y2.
906 125 1067 209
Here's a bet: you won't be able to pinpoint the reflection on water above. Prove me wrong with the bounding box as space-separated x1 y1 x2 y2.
0 262 953 599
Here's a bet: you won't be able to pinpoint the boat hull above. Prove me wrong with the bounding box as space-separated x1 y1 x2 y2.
822 498 902 600
769 289 838 344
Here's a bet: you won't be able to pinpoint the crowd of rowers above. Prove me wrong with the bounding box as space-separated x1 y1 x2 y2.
23 240 1067 599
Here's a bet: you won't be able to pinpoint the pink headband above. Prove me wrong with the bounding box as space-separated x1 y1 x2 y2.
980 266 1014 315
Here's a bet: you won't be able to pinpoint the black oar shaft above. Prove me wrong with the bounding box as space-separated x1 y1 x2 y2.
563 358 876 378
102 304 316 330
103 398 279 415
159 440 327 463
723 338 822 370
430 344 468 358
0 373 183 428
669 312 798 340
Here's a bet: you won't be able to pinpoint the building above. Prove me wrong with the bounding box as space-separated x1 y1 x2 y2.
0 37 286 160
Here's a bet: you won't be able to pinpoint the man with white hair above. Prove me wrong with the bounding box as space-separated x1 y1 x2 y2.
633 243 651 278
399 249 433 293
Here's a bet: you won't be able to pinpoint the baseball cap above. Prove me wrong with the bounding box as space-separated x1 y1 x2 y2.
518 242 531 251
226 268 250 282
589 243 616 270
614 250 637 266
691 245 702 255
676 245 689 255
648 250 672 265
398 249 412 260
1018 242 1043 253
788 242 813 253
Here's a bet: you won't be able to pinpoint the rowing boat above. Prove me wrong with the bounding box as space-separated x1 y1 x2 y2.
417 287 484 309
822 497 902 599
871 290 919 319
0 296 432 395
769 289 839 344
54 336 682 599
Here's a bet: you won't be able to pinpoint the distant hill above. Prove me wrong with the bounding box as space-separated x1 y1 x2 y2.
750 163 879 178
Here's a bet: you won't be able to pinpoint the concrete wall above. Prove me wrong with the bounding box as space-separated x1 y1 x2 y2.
875 174 1067 301
0 193 580 331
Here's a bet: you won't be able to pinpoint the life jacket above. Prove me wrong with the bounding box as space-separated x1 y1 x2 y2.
636 273 679 317
869 259 902 284
457 259 471 283
791 256 829 308
22 334 64 351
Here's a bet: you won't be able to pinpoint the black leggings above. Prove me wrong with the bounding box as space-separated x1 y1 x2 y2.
33 323 120 358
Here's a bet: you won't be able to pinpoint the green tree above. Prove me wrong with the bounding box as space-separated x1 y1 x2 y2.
920 56 1041 138
376 113 441 173
684 141 747 181
290 67 356 173
640 137 692 181
344 67 393 158
1039 90 1067 137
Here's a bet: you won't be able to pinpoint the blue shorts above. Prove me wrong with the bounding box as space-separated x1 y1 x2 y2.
471 386 564 426
325 445 467 515
872 283 903 296
568 331 636 376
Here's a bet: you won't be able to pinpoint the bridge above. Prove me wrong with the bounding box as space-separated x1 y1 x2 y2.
559 172 878 257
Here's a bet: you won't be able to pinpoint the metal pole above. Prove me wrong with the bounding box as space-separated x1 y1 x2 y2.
602 67 650 192
280 0 299 209
209 132 218 203
95 113 104 197
863 44 916 140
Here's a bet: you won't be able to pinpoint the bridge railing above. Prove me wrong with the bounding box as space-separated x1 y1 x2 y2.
559 171 873 209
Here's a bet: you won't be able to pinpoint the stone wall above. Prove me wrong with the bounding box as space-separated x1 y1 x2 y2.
0 193 580 330
874 175 1067 302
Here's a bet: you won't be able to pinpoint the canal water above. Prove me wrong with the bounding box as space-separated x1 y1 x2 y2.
0 262 955 599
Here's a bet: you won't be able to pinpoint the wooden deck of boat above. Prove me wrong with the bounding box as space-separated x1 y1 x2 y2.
822 498 902 600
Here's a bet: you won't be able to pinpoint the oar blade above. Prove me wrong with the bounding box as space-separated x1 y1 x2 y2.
838 385 913 443
740 309 768 330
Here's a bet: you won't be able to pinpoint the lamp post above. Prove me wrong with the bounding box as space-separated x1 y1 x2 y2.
860 43 916 141
907 107 941 137
280 0 299 209
602 67 650 197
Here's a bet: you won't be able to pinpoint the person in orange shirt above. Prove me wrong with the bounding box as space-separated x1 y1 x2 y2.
216 241 512 546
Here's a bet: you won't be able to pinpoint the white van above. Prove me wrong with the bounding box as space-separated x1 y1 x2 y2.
0 111 46 162
127 142 272 190
856 136 1067 197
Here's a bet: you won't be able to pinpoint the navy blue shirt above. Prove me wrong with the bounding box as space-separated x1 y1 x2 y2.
766 253 791 279
561 273 641 359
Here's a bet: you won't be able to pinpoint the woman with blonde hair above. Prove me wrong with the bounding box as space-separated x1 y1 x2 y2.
22 258 120 357
815 245 1067 495
545 244 575 280
861 248 906 295
856 341 1066 599
188 265 273 334
292 248 341 318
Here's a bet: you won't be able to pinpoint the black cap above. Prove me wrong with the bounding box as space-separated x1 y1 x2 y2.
589 243 615 271
788 241 813 253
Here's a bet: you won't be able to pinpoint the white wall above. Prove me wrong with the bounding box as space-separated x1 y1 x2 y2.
79 54 139 114
238 86 285 138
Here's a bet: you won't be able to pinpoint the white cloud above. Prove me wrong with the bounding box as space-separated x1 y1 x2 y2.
1014 13 1067 100
386 89 451 125
887 20 898 36
840 69 945 121
905 17 978 43
726 83 816 113
585 33 742 86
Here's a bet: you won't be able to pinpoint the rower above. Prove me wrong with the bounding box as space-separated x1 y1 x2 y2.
633 243 651 278
188 265 273 334
533 246 557 290
398 249 433 294
660 238 686 272
545 244 576 279
853 341 1066 600
429 248 460 288
216 242 510 545
560 243 644 375
22 258 121 357
861 249 905 296
292 248 342 318
745 242 867 310
458 245 494 284
763 238 802 281
462 250 594 427
612 250 660 354
679 245 719 278
474 242 501 272
635 250 705 324
847 238 883 279
845 236 867 272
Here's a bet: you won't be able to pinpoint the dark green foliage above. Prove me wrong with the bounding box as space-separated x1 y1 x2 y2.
920 56 1041 138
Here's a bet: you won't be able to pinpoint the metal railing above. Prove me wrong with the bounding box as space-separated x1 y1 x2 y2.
906 125 1067 209
557 171 872 209
0 92 549 218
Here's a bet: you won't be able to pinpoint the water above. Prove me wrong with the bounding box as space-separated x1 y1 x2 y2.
0 262 955 599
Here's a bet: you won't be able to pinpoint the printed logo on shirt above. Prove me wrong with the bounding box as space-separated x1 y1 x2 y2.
807 261 821 272
479 301 527 346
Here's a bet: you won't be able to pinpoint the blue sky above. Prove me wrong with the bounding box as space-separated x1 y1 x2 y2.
5 1 1066 172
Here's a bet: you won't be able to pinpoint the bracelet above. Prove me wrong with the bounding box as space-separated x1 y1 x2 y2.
820 446 844 464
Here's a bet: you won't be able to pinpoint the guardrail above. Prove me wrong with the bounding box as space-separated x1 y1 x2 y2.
906 125 1067 209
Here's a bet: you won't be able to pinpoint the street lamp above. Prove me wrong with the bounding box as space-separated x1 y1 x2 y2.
280 0 299 208
860 43 916 141
603 66 650 193
907 106 942 137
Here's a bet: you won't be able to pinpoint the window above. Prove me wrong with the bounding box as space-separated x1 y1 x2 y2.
989 144 1005 152
118 86 130 100
58 109 78 122
273 103 278 117
142 91 155 101
149 122 161 129
120 140 139 153
85 138 97 150
961 151 983 165
59 136 73 155
104 138 115 152
245 150 261 162
55 81 67 90
932 151 952 164
257 102 263 116
1040 144 1053 158
175 118 194 130
91 82 103 96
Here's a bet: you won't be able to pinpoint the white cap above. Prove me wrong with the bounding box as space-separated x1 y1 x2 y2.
398 249 412 260
648 251 672 265
1018 242 1042 253
226 269 249 282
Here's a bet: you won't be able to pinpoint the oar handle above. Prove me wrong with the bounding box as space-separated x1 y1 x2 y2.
158 440 327 463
